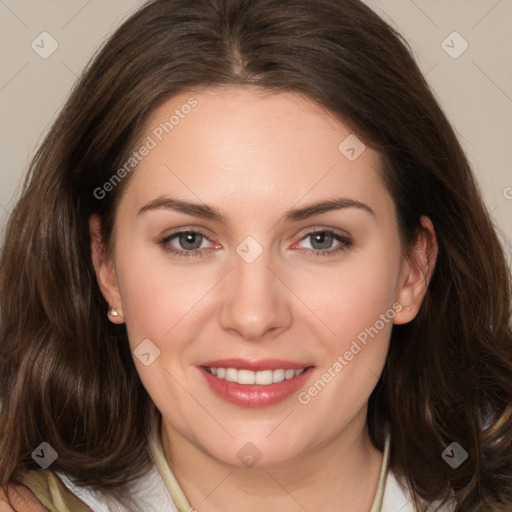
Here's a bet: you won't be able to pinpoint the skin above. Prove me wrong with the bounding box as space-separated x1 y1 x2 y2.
0 486 49 511
91 86 437 512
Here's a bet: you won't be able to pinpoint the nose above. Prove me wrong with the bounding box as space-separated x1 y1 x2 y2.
218 243 293 342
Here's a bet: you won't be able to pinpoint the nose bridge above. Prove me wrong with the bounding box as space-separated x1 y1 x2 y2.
218 235 292 340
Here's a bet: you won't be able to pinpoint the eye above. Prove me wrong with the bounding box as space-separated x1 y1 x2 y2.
158 228 352 259
295 229 352 257
159 230 217 258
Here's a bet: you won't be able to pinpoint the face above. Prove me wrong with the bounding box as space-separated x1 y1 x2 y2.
91 86 434 468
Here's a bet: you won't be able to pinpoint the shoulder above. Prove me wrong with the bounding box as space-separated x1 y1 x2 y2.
0 484 48 511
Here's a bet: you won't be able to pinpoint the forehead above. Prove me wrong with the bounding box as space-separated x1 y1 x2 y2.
120 86 392 223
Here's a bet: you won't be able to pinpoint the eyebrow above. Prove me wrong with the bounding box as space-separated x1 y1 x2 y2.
137 196 375 224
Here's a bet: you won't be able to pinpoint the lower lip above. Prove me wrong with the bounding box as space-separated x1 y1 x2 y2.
200 367 314 408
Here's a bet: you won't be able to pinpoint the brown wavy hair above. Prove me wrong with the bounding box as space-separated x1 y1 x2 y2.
1 0 511 510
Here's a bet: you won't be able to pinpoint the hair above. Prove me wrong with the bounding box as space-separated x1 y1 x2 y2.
1 0 511 510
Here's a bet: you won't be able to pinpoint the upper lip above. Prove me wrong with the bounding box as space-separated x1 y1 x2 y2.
200 358 313 371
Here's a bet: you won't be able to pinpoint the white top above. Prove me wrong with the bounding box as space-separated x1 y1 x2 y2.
56 465 455 512
56 464 178 512
55 426 456 512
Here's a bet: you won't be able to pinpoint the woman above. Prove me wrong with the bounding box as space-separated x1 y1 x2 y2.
1 0 511 511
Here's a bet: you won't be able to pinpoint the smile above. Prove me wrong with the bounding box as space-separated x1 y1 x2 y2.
204 367 307 385
199 359 314 408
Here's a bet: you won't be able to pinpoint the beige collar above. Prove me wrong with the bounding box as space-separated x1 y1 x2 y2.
148 418 391 512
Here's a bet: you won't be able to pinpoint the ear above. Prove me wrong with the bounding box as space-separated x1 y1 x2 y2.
89 214 124 324
394 215 438 325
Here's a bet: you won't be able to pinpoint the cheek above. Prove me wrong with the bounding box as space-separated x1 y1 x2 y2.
111 236 203 385
116 241 182 338
299 238 401 406
305 247 402 340
114 243 215 352
296 266 396 437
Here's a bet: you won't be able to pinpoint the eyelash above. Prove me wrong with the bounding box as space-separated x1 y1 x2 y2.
158 229 352 259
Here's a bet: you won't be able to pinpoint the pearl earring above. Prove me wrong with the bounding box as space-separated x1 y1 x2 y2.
108 307 119 318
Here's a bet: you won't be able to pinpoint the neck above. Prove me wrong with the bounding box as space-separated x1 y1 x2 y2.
160 409 384 512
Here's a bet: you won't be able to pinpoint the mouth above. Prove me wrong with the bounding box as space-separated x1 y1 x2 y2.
199 359 314 408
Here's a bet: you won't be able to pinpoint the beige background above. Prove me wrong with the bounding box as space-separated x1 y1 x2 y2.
1 0 511 264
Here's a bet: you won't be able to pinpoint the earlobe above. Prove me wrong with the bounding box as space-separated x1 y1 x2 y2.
394 216 438 325
89 214 124 323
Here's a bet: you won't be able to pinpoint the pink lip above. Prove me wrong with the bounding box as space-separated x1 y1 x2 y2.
198 359 314 408
200 358 311 371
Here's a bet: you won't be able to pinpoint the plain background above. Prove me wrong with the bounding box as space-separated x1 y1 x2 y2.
0 0 511 264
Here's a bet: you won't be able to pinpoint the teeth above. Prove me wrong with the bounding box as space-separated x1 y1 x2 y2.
255 370 273 385
225 368 237 382
273 369 285 383
206 367 306 385
284 369 295 380
238 370 255 385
